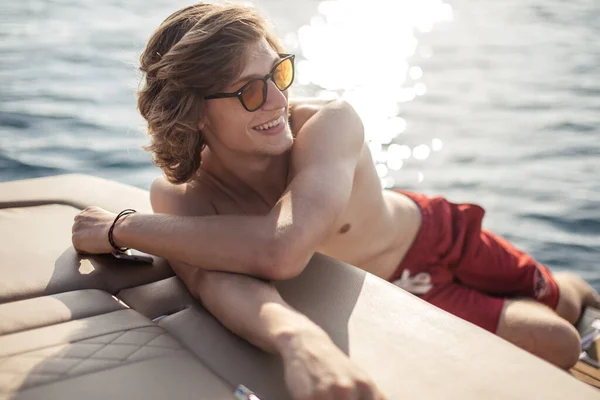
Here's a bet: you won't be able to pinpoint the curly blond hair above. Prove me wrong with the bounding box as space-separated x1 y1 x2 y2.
138 3 283 184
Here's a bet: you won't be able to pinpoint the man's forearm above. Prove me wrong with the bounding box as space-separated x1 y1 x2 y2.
190 269 332 355
113 212 276 278
112 100 360 279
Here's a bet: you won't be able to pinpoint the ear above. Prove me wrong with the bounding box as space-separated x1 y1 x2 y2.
198 111 209 131
198 101 208 131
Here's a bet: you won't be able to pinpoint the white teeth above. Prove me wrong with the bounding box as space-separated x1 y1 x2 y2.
254 116 282 131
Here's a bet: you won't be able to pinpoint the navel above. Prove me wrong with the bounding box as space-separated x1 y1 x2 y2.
339 223 351 234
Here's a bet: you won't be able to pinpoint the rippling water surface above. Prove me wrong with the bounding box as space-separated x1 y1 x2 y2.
1 0 599 288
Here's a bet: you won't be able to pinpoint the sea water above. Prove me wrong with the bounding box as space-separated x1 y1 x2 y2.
1 0 599 289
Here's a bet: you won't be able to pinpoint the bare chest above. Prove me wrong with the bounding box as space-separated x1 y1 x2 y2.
186 151 420 279
315 153 417 277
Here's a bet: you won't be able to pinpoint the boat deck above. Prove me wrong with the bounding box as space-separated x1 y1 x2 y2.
572 307 600 389
572 362 600 389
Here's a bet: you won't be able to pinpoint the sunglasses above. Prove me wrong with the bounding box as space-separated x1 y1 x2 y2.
204 54 295 112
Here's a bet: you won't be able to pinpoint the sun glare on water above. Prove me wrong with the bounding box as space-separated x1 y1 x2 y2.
289 0 452 187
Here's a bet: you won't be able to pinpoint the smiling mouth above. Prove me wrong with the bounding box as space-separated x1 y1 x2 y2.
252 115 284 131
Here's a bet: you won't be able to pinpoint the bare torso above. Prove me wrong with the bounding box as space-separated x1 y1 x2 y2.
171 141 421 280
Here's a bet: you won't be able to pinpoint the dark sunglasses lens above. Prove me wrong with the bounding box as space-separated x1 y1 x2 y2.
273 58 294 91
241 80 266 111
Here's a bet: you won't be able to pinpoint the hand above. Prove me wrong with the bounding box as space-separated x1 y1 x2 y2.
278 329 388 400
71 206 117 254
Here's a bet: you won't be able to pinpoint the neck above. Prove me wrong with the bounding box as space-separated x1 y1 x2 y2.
200 147 290 206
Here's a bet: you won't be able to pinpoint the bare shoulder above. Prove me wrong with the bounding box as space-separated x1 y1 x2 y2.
289 98 361 138
289 97 334 135
150 175 216 216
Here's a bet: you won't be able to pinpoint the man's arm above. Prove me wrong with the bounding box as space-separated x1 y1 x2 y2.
267 99 364 276
288 97 336 132
72 99 364 280
147 189 326 353
150 196 385 400
186 270 384 399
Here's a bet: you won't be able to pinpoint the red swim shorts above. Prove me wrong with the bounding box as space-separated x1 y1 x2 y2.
389 191 560 333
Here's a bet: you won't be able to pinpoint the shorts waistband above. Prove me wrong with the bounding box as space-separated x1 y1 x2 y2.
389 190 436 282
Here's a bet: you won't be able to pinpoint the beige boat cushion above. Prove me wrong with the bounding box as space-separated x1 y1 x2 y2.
155 253 599 400
0 174 152 213
0 289 124 336
8 354 233 400
0 204 173 304
118 276 194 320
0 290 233 399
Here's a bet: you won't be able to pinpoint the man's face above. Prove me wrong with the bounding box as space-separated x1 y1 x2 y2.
201 38 293 159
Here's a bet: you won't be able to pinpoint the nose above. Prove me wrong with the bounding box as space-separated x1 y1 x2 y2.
262 79 287 110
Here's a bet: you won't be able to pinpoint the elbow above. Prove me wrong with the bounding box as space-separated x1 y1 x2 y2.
184 268 222 307
258 237 310 281
262 259 307 282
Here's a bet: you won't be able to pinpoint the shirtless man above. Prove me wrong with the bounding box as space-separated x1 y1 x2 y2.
72 3 600 399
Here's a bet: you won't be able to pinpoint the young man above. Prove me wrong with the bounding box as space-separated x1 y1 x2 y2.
72 3 599 398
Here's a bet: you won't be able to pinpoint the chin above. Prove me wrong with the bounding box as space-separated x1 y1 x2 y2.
263 134 294 156
251 122 294 155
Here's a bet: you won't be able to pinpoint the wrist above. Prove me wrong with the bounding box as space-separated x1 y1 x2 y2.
272 316 332 359
110 211 136 251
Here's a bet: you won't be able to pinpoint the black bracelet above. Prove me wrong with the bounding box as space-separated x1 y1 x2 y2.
108 209 136 252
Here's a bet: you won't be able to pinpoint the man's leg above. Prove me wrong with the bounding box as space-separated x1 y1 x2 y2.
552 271 600 324
496 271 600 369
449 228 600 368
495 298 581 369
424 283 582 369
390 193 597 368
453 228 600 325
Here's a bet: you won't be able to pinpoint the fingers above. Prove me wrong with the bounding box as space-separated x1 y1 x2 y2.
72 210 84 233
71 206 115 252
357 383 381 400
331 382 360 400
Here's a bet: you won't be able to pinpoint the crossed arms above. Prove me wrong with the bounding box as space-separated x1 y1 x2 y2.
72 99 386 398
113 99 365 280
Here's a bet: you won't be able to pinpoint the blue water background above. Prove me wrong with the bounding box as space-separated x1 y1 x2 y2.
1 0 599 289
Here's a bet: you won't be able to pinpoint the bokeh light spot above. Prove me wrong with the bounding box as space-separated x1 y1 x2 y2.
387 158 403 171
414 82 427 96
376 163 389 178
412 144 431 160
409 66 423 80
